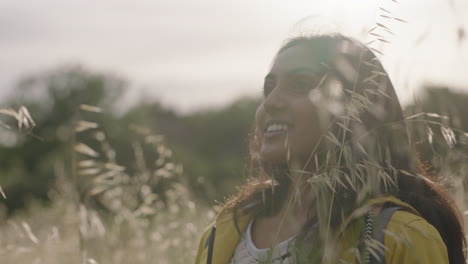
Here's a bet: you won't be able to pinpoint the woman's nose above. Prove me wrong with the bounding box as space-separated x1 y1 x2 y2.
263 86 286 113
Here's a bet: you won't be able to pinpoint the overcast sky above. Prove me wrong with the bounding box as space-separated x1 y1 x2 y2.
1 0 467 113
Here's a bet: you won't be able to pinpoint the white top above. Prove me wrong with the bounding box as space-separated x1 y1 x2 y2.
229 219 296 264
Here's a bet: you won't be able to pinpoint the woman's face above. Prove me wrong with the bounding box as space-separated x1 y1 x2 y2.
255 43 328 167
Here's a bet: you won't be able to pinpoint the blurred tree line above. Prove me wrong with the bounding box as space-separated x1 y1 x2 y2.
0 65 466 212
0 65 259 212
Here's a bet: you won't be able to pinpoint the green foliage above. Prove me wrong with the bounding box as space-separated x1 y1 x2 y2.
0 65 261 213
0 66 125 211
174 97 261 202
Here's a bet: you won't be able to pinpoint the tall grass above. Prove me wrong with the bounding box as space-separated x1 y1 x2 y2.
0 105 214 264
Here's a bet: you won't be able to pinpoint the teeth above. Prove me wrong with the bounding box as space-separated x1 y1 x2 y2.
267 123 288 133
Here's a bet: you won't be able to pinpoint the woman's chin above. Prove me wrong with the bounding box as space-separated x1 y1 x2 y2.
259 150 288 165
259 151 310 172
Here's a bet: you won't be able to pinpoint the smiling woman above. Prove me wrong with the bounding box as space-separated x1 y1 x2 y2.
255 43 325 166
194 34 466 264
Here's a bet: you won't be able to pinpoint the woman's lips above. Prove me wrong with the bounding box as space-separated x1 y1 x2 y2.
264 129 288 139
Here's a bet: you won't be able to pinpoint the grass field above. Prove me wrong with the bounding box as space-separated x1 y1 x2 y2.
0 182 214 264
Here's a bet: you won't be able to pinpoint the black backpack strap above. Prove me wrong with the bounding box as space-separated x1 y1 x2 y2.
205 226 216 264
369 206 402 264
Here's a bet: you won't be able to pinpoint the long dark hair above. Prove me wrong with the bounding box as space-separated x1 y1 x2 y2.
223 34 466 263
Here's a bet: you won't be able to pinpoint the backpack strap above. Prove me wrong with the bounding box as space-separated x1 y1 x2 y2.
369 206 402 264
205 226 216 264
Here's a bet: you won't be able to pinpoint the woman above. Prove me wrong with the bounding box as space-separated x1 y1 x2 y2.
194 34 466 264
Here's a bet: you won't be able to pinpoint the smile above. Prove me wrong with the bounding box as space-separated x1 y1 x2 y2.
266 123 288 133
264 121 291 138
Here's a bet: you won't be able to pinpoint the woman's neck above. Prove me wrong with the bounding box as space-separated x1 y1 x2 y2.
251 167 315 248
281 179 315 219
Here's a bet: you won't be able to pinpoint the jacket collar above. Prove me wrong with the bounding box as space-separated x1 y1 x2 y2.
210 195 419 264
212 209 254 264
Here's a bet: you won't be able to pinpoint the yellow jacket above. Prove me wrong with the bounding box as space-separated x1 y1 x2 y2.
194 196 448 264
